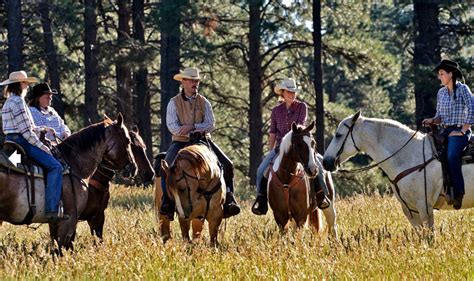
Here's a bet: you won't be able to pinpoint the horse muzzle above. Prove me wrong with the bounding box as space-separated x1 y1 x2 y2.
305 165 318 178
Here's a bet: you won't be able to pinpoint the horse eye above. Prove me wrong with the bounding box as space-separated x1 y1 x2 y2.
335 133 342 138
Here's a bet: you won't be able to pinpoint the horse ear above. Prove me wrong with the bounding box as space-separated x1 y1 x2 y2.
306 120 315 132
132 125 139 133
161 160 169 176
351 111 361 124
291 122 298 132
117 113 124 126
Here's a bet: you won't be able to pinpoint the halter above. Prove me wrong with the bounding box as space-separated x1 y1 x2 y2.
174 167 222 221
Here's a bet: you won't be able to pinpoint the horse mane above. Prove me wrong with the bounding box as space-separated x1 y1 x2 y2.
175 145 219 179
364 117 423 140
58 121 108 154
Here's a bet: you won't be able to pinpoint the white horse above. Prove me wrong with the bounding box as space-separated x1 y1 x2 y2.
322 112 473 230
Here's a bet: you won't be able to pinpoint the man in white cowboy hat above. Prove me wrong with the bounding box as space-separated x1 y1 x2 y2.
252 78 330 215
1 71 68 222
159 67 241 220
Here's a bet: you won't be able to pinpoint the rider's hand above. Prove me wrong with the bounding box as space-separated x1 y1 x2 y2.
449 131 465 137
422 118 433 127
178 124 194 135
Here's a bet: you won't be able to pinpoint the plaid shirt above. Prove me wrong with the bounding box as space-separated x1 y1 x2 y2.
29 106 71 141
2 94 47 150
434 82 474 126
270 100 307 146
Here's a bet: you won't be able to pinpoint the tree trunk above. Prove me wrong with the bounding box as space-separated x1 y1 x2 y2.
116 0 133 126
84 0 100 125
159 0 182 152
133 0 153 159
248 0 264 185
39 1 65 118
313 0 324 154
413 2 440 128
7 0 23 72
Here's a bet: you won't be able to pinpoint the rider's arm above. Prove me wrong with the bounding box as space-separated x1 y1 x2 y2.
268 133 276 150
165 99 181 135
460 84 474 134
13 99 50 152
296 102 308 126
194 98 215 133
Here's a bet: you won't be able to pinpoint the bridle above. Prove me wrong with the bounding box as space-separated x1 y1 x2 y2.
172 165 222 221
102 126 136 175
290 132 314 172
335 122 361 161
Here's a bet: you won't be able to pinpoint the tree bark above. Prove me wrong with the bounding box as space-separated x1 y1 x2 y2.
39 1 65 118
413 2 440 128
159 0 181 152
313 0 324 154
7 0 23 72
84 0 100 125
248 0 264 185
116 0 133 126
133 0 153 159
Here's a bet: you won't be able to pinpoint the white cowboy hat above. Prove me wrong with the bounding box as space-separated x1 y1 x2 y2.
0 71 38 86
274 78 300 95
173 67 201 81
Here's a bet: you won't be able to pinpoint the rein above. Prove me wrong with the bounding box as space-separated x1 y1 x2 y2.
338 121 420 173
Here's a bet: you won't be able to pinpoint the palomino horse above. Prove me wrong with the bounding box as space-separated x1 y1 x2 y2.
0 113 136 251
322 112 474 231
80 126 155 239
268 122 338 237
160 144 225 245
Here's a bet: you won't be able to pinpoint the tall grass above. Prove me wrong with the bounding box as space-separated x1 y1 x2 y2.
0 186 472 279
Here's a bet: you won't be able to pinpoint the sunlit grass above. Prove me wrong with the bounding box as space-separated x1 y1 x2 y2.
0 186 472 279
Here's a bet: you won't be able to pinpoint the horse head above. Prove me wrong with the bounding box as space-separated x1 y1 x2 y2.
161 145 221 219
323 111 362 172
127 125 155 186
102 113 138 177
284 120 318 177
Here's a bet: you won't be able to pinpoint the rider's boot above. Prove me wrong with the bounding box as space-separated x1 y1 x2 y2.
252 177 268 215
160 176 175 221
223 192 241 218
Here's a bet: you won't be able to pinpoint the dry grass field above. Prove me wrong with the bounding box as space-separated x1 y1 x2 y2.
0 186 472 279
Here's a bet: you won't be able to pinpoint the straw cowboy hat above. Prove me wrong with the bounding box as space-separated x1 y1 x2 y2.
0 71 38 86
433 59 463 78
173 67 201 81
28 83 58 101
274 78 300 95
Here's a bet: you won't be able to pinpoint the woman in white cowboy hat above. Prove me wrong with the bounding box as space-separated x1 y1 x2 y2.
252 78 329 215
422 59 473 209
1 71 67 222
159 67 241 220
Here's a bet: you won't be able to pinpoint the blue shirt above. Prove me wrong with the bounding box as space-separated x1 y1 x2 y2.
434 82 474 126
29 106 71 141
166 93 214 136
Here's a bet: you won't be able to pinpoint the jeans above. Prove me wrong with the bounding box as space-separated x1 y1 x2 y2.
256 149 277 195
443 127 471 195
161 141 187 198
6 134 63 213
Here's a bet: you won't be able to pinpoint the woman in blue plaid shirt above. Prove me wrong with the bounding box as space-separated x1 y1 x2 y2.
1 71 67 222
422 59 474 209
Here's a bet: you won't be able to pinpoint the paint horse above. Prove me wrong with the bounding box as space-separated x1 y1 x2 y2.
160 143 225 245
0 114 136 252
268 121 338 237
323 112 474 231
80 126 155 239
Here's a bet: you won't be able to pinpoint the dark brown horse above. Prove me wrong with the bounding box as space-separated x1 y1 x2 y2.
159 144 225 245
80 126 155 239
268 122 321 231
0 113 136 252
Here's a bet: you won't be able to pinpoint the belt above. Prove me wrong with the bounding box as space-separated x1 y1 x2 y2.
441 125 462 129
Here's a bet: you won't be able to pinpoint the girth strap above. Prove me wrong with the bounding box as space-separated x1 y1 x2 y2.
196 178 222 221
270 169 304 218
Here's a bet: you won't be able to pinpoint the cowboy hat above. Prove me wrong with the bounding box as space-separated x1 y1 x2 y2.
433 59 463 78
0 71 38 86
28 83 58 101
274 78 300 95
173 67 201 81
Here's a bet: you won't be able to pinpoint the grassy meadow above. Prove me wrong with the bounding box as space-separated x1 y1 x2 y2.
0 185 472 279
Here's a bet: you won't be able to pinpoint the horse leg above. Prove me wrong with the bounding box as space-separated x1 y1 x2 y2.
155 176 172 242
322 204 338 239
191 219 203 240
308 208 322 232
207 215 222 247
160 216 172 242
179 218 191 241
87 211 105 240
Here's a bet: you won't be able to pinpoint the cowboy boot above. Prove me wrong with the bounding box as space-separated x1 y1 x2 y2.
160 177 175 221
314 175 330 210
453 193 464 210
251 177 268 215
223 192 241 218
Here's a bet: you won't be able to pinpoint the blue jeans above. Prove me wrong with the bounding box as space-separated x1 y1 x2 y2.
161 141 187 199
256 149 277 195
443 127 471 195
6 134 63 213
